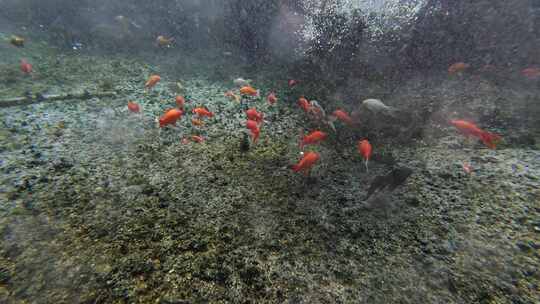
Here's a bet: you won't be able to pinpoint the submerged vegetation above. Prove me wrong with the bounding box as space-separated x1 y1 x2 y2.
0 0 539 303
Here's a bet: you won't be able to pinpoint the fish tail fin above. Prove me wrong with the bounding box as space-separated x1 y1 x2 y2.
291 164 300 172
365 159 369 172
252 130 259 143
480 131 502 149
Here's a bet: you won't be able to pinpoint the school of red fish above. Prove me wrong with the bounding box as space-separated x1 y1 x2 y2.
125 59 515 177
10 35 527 176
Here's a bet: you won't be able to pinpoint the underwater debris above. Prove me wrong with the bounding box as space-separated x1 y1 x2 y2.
0 91 116 108
9 35 24 47
233 77 251 87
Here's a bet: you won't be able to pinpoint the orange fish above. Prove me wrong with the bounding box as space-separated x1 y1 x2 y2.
127 101 140 113
20 59 32 74
298 96 310 112
156 35 174 47
159 108 183 128
267 92 277 105
191 118 204 126
246 119 260 143
191 135 205 143
288 79 299 87
175 96 185 109
145 75 161 89
331 109 353 126
192 107 214 118
462 162 472 174
225 91 240 102
300 130 327 150
246 108 264 124
448 62 470 75
358 139 372 172
450 120 502 149
291 151 320 176
521 67 540 79
240 86 259 97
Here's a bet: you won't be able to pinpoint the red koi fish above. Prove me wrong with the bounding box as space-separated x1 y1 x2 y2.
448 62 470 75
192 107 214 118
291 151 320 176
521 67 540 79
267 92 277 105
450 120 502 149
240 86 259 97
300 130 327 150
288 79 299 87
191 135 205 143
145 75 161 89
159 108 183 127
331 109 353 126
246 119 260 143
127 101 140 113
20 59 32 74
246 108 264 124
358 139 372 172
298 96 310 112
175 96 185 109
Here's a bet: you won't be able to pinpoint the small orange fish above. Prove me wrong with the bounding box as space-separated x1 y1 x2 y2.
300 130 327 150
240 86 259 97
127 101 140 113
145 75 161 89
267 92 277 105
156 35 174 47
191 118 204 126
246 108 264 124
225 91 241 102
20 59 32 74
175 96 185 109
291 151 320 176
358 139 372 172
448 62 470 75
288 79 299 87
450 120 502 149
298 96 310 112
159 108 183 128
331 109 353 126
192 107 214 118
246 119 260 143
521 67 540 79
191 135 205 143
462 162 472 174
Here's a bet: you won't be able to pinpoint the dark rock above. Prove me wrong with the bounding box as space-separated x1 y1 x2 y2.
516 241 532 252
367 166 413 198
405 195 420 206
52 158 73 171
